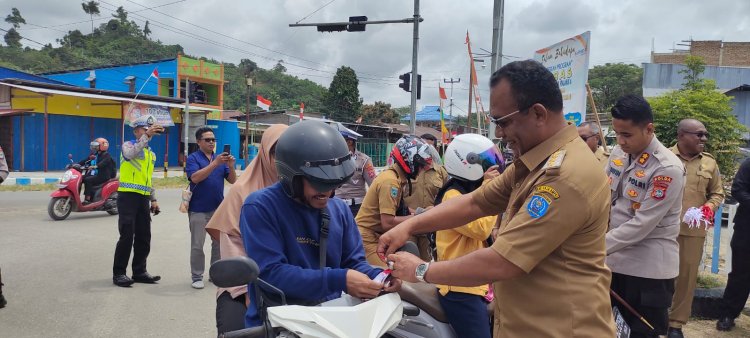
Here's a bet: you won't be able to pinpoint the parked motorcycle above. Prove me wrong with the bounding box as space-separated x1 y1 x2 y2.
48 154 119 221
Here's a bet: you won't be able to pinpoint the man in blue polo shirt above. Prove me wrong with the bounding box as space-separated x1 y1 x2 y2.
186 127 237 289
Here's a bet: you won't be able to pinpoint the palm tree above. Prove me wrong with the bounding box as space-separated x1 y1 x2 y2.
81 1 100 33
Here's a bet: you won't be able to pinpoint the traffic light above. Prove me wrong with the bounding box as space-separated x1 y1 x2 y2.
398 73 411 92
347 16 367 32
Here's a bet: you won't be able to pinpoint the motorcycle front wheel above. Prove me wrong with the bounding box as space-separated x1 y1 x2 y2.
48 197 72 221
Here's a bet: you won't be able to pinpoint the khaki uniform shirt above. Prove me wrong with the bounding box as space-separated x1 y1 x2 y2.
472 125 615 337
403 165 449 209
335 150 377 200
594 147 609 168
356 164 409 242
0 145 8 183
669 145 724 237
606 137 684 279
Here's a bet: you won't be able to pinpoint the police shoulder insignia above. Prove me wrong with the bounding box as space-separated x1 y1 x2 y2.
637 153 650 166
627 189 638 198
612 158 624 167
653 175 673 184
635 170 645 178
390 186 399 198
527 195 551 219
542 150 566 170
535 185 560 199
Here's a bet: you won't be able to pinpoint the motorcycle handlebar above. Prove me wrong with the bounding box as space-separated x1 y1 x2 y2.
219 326 267 338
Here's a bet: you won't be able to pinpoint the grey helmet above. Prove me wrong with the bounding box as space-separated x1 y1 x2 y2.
275 120 356 198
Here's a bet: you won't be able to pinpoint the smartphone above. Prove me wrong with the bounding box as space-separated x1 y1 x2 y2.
222 144 230 155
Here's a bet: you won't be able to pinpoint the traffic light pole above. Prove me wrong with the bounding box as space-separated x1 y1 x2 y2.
409 0 420 135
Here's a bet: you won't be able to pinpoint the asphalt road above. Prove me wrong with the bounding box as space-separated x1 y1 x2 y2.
0 189 218 337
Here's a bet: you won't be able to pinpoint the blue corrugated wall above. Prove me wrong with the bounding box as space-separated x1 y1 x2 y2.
44 60 177 96
207 119 240 159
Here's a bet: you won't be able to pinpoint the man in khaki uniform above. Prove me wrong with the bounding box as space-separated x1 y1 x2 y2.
606 95 685 338
666 119 724 338
577 121 609 167
379 60 616 338
356 135 432 267
0 145 7 308
404 156 449 261
334 125 376 216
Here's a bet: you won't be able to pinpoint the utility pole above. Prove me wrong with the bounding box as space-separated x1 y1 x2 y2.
409 0 420 135
443 78 460 136
244 78 252 168
489 0 505 139
468 69 473 132
183 79 190 173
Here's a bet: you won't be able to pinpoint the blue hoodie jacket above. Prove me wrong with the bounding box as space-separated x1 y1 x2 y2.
240 182 382 327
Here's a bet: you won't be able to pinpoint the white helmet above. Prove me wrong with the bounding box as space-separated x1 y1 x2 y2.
444 134 505 182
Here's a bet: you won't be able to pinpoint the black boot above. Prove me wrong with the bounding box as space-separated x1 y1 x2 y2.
667 327 683 338
716 317 736 331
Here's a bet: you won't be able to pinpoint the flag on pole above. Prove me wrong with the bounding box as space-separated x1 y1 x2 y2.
299 102 305 119
257 95 271 111
150 68 159 79
439 85 449 144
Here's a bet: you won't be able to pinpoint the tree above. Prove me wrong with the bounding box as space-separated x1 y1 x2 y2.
361 101 400 124
323 66 363 122
113 6 128 23
4 8 26 48
587 63 642 116
650 56 746 178
679 55 706 91
81 1 100 34
143 20 151 38
272 60 286 73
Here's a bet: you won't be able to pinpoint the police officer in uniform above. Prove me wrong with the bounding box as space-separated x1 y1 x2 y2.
334 124 376 216
606 95 685 338
0 144 7 308
112 115 164 287
379 60 616 338
355 135 432 267
666 119 723 338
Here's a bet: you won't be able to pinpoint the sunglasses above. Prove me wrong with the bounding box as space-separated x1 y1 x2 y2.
683 131 709 138
489 106 531 128
201 138 216 143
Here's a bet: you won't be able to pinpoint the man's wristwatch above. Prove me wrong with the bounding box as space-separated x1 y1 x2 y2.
415 262 430 283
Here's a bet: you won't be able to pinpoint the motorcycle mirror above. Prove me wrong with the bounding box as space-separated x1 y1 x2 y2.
397 241 420 256
209 256 260 288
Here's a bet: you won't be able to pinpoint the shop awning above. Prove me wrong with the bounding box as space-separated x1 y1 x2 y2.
0 82 213 110
0 108 32 116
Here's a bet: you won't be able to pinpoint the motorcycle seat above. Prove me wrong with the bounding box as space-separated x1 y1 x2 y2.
397 282 448 323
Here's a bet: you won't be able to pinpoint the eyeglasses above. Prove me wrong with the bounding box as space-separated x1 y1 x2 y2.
683 131 710 139
489 107 528 128
201 138 216 143
580 133 599 141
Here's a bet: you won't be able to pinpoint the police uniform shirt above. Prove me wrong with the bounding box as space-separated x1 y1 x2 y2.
335 150 376 200
472 125 616 337
606 137 684 279
669 145 724 237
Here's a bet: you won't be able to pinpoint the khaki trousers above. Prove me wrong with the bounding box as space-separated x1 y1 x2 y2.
668 235 705 328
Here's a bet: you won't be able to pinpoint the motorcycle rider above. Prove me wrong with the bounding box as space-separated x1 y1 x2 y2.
239 120 401 328
434 134 504 338
79 137 116 203
333 123 377 216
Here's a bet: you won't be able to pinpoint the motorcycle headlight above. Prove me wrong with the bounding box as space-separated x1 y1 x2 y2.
60 170 73 183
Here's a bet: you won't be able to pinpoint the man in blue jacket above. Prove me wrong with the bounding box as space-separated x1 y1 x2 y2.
240 120 401 328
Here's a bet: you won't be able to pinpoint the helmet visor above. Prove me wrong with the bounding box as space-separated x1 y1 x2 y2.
299 154 356 193
476 146 505 173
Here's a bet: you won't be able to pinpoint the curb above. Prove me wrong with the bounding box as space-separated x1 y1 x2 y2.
3 177 60 186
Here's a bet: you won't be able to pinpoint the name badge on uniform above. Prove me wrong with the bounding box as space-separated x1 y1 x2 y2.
527 195 550 219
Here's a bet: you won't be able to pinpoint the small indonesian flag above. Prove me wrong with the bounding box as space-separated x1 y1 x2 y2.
151 68 159 79
257 95 271 111
683 205 715 230
299 102 304 119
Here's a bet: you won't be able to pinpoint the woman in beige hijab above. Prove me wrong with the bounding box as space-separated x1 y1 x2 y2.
205 124 287 334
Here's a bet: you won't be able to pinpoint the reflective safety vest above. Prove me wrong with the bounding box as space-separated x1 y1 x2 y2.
118 146 156 196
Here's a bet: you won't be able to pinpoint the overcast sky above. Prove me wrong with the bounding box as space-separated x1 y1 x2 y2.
6 0 750 115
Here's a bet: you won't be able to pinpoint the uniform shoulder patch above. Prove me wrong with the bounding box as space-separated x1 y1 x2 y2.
390 186 399 198
637 153 650 166
535 185 560 199
527 195 551 218
542 150 566 170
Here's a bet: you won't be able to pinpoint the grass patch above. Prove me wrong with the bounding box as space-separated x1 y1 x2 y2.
696 273 725 289
152 176 189 189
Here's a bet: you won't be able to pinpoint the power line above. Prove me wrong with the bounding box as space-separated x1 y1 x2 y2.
0 27 47 47
295 0 338 24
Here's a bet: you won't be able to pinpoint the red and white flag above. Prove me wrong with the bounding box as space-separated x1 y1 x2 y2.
299 102 305 119
150 68 159 79
439 86 447 100
257 95 271 111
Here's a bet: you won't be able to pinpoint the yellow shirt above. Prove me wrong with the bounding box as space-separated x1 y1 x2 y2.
436 188 496 297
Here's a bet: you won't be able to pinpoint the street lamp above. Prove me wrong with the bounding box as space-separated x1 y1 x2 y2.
244 77 253 168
